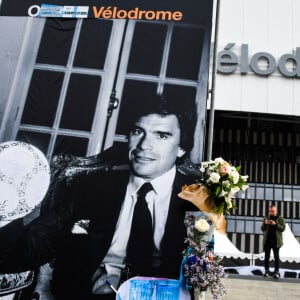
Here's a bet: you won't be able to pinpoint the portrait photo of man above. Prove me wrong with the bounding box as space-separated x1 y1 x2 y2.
0 1 214 298
0 93 199 300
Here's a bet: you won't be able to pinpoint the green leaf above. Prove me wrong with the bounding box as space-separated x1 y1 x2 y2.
215 185 221 197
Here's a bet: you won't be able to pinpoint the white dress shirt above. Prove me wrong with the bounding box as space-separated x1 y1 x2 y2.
102 166 176 276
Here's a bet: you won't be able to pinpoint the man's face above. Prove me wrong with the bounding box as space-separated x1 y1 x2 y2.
269 206 277 216
128 113 186 180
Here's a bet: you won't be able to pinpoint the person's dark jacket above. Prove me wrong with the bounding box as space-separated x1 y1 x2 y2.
261 215 285 248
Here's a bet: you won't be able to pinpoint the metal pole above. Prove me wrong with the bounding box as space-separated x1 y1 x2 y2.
206 0 220 161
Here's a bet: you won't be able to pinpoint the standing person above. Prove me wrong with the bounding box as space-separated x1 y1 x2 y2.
261 204 285 279
0 93 198 299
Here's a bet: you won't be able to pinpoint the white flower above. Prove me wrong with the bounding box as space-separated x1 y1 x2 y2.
241 184 249 191
195 219 210 232
200 167 205 172
222 180 230 188
214 157 224 165
209 172 221 183
229 187 240 197
230 170 240 184
202 162 209 168
219 189 228 197
241 175 249 181
225 197 233 208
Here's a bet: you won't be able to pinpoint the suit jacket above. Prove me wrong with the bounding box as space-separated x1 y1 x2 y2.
0 168 197 298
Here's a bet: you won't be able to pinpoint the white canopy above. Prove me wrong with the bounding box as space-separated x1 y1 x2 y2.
255 224 300 263
214 224 300 263
214 231 253 260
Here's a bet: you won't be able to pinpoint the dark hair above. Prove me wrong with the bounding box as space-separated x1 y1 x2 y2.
130 93 197 153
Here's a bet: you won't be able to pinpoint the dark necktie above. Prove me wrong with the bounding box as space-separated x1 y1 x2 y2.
126 182 154 275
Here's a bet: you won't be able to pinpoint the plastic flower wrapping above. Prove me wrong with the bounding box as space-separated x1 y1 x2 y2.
181 212 227 299
178 157 249 232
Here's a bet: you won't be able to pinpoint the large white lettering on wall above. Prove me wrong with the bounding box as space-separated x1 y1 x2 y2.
217 43 300 78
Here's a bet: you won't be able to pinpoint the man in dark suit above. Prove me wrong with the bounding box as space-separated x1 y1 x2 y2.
0 94 198 299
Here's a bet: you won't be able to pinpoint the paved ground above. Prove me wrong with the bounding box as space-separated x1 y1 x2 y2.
205 274 300 300
1 273 299 300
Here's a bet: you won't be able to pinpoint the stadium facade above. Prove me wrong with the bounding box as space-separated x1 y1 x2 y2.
211 0 300 253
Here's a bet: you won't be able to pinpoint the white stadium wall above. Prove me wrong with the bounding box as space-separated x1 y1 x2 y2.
215 0 300 116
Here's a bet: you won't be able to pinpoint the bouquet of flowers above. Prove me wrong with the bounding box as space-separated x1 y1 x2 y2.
182 213 227 300
179 157 249 217
198 157 249 214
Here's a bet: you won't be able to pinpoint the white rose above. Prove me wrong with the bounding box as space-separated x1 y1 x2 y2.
209 172 221 183
241 184 249 191
230 170 240 184
214 157 224 165
195 219 210 232
200 167 205 172
241 175 249 181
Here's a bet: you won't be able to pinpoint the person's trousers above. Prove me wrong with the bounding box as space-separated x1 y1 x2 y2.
264 244 280 272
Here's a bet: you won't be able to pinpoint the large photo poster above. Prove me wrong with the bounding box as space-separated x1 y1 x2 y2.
0 1 214 299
